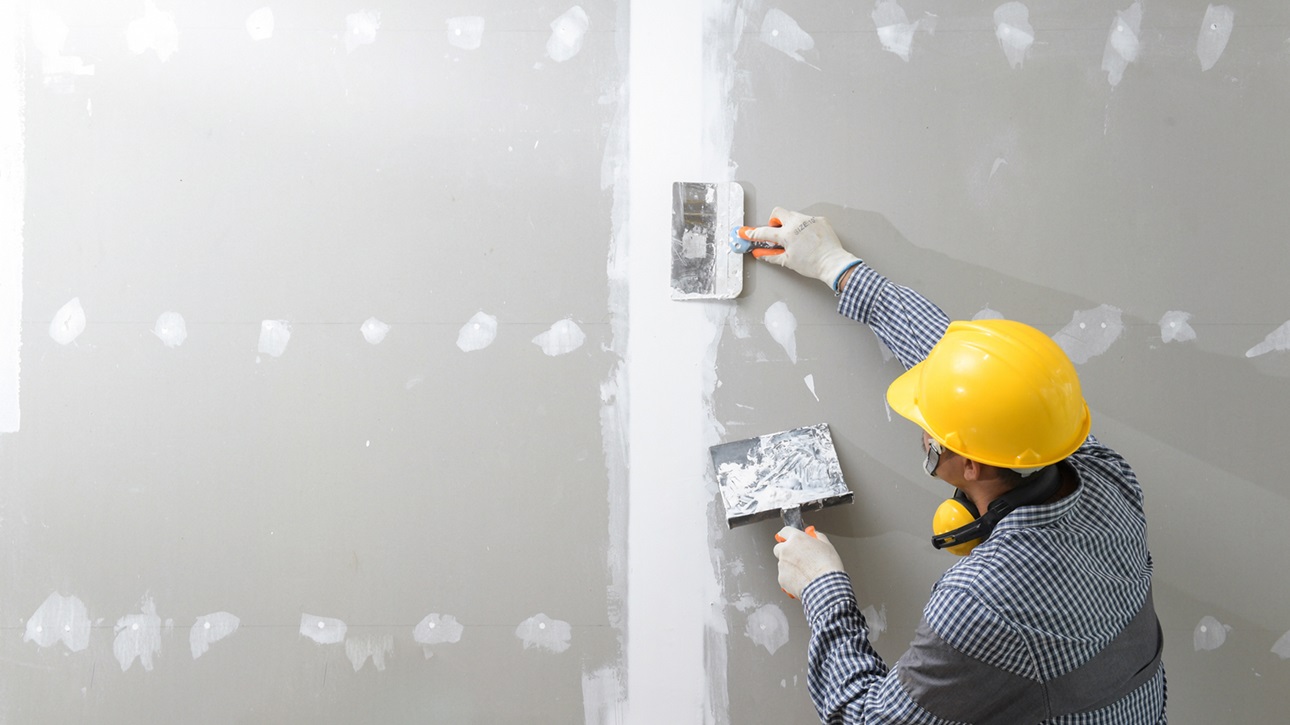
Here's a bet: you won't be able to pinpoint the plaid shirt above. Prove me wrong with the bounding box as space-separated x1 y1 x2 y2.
798 263 1166 724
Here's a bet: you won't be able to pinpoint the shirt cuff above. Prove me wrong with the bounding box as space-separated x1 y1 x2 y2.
801 571 858 626
837 262 890 324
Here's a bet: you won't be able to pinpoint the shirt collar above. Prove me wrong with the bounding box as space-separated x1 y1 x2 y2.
993 463 1082 532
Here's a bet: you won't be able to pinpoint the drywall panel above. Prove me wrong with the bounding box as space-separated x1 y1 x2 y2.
2 2 626 722
708 2 1290 723
0 11 20 434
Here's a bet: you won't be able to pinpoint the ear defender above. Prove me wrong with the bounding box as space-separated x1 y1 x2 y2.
931 467 1063 556
932 491 984 556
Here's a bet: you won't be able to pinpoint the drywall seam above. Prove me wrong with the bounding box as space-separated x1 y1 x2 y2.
0 7 23 433
625 0 729 721
590 1 632 720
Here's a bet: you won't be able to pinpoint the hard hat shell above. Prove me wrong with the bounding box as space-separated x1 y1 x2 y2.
886 319 1090 469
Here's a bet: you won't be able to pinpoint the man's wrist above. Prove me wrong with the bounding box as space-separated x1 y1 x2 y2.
801 571 856 622
832 260 863 293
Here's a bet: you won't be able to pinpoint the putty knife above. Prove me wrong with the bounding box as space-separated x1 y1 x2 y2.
670 181 744 300
709 423 853 532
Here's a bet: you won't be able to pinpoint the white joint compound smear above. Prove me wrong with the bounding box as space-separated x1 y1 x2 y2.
729 310 752 339
1197 5 1235 72
744 604 790 655
1052 304 1124 364
973 306 1005 321
1194 615 1230 651
257 320 291 358
344 10 381 55
413 613 463 658
1245 320 1290 358
546 7 590 63
994 2 1034 70
861 604 889 643
1272 630 1290 659
515 613 572 653
24 593 92 652
1159 310 1197 343
447 16 485 50
764 301 798 364
49 297 86 345
29 8 95 90
126 1 179 62
1102 2 1143 88
457 311 498 351
804 374 819 401
760 9 816 66
360 317 390 345
114 596 162 672
582 666 626 725
300 613 347 644
246 7 274 41
679 226 709 259
190 612 239 659
153 311 187 348
872 1 923 63
345 634 394 671
533 318 586 356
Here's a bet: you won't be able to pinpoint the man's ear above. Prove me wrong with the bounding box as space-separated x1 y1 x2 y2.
960 458 987 483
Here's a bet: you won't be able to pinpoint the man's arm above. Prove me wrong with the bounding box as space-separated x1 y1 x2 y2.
742 208 949 370
837 262 949 372
801 574 1048 725
800 573 1025 725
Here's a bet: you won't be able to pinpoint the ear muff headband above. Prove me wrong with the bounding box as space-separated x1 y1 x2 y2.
931 466 1063 555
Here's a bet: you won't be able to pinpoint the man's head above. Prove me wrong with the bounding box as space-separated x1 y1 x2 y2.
888 319 1090 473
894 320 1087 554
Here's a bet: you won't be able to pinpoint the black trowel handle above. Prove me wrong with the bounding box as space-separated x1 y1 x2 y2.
775 506 818 542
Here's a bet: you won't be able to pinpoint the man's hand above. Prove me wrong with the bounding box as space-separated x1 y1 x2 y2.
773 526 845 600
744 207 860 291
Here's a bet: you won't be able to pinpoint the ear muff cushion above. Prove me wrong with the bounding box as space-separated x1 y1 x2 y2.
932 497 982 556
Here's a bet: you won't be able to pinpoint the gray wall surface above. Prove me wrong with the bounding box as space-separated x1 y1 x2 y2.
4 2 626 722
4 1 1290 724
710 1 1290 723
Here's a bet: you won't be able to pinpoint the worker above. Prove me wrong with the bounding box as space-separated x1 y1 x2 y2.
745 208 1166 724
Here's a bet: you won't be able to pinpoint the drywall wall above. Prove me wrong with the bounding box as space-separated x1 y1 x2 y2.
707 1 1290 723
3 2 628 722
6 1 1290 723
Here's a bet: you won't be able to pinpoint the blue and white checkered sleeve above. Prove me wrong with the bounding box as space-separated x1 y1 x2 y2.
837 262 950 371
801 573 965 725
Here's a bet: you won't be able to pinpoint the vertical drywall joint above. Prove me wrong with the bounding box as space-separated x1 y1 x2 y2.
0 4 25 433
625 0 730 722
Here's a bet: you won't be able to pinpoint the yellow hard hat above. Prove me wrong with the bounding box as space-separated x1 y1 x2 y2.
886 319 1090 469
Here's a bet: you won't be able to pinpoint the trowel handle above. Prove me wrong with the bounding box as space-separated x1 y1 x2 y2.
729 216 785 257
774 506 818 542
775 506 818 601
774 526 817 544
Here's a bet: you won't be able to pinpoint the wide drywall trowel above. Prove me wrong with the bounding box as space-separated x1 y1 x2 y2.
709 423 853 534
669 181 745 300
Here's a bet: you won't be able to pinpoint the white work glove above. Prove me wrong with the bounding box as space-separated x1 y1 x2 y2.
746 207 860 291
773 526 845 600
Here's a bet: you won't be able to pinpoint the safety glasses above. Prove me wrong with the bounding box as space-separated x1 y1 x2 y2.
924 438 945 477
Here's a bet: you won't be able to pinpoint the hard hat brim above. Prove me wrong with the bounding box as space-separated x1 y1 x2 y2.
886 362 928 430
